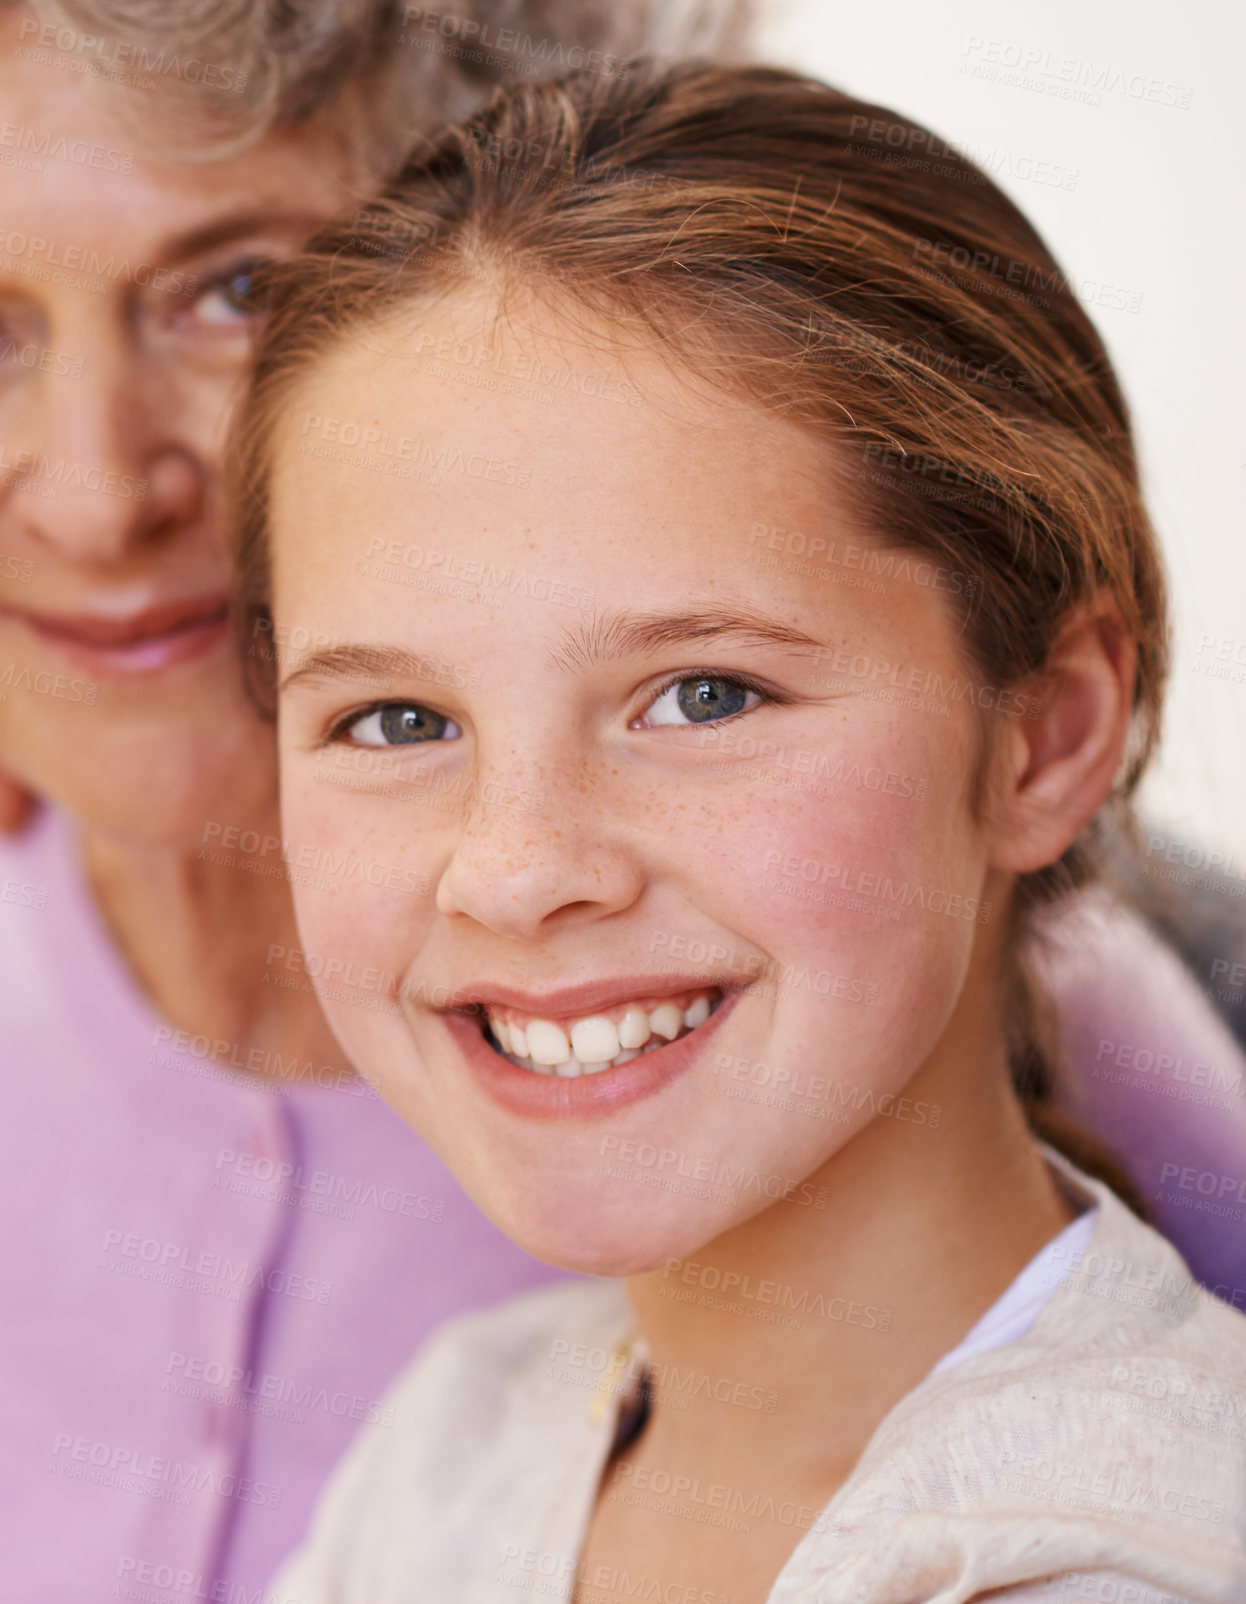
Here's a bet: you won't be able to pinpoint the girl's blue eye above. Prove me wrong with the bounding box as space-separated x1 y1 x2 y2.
645 676 761 727
343 705 461 746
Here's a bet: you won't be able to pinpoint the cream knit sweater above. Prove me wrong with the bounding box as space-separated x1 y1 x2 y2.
272 1152 1246 1602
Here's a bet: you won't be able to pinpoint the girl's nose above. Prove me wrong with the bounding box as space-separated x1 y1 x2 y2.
434 757 646 942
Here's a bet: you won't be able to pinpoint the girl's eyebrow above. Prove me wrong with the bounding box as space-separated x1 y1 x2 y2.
549 607 826 672
279 609 826 693
280 643 450 691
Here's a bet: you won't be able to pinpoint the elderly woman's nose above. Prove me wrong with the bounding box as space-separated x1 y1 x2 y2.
3 335 205 562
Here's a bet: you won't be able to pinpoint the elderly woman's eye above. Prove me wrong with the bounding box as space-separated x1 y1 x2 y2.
642 676 763 727
341 705 461 747
193 261 271 326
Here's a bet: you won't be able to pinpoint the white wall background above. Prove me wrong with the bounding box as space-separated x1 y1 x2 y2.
752 0 1246 863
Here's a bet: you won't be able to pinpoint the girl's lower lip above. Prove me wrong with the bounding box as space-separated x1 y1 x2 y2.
19 605 230 679
439 990 740 1121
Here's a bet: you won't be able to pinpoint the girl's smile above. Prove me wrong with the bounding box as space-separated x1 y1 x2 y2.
437 984 739 1119
271 292 1000 1274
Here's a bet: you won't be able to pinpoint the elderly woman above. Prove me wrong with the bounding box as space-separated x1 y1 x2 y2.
0 2 750 1598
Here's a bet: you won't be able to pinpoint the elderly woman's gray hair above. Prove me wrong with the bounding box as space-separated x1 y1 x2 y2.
12 0 754 162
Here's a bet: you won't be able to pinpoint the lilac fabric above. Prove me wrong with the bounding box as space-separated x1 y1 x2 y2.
1041 890 1246 1305
0 807 564 1602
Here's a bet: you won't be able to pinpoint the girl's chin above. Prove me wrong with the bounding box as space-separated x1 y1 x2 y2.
516 1238 687 1279
477 1187 728 1278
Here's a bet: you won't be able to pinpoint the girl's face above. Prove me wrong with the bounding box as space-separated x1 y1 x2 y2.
272 292 1006 1274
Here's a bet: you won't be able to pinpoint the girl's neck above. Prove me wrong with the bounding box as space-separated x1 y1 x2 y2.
624 1035 1076 1497
78 804 348 1083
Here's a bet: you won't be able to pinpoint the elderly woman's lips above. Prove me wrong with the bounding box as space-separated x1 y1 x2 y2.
3 595 232 676
14 596 231 644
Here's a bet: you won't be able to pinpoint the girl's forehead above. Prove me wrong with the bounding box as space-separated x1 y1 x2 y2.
278 324 810 558
268 305 957 674
318 284 782 413
282 286 834 508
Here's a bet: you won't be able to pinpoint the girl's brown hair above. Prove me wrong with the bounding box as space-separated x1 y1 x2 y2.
231 62 1167 1188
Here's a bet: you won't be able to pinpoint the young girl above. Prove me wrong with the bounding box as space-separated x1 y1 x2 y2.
233 64 1246 1601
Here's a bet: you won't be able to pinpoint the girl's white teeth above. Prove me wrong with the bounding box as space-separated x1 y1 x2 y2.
570 1015 619 1064
684 995 711 1029
485 992 720 1077
649 1003 684 1041
618 1007 651 1050
526 1019 572 1067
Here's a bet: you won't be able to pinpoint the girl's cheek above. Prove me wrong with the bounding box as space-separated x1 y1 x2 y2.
283 780 440 1116
696 711 980 1052
719 717 966 924
281 770 427 989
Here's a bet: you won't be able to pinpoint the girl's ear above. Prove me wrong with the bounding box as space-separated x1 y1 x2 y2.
987 597 1137 874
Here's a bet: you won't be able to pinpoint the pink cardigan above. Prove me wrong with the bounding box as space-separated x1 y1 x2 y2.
0 806 562 1602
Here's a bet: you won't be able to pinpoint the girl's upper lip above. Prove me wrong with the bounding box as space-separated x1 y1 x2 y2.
2 594 231 647
437 972 746 1021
